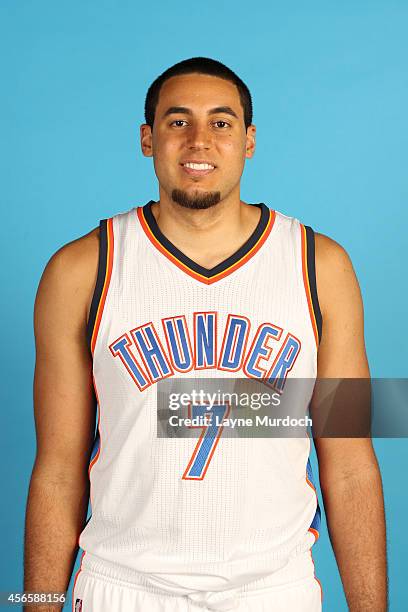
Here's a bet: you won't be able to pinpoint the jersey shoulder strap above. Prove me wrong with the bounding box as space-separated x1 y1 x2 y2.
86 217 114 354
300 223 323 345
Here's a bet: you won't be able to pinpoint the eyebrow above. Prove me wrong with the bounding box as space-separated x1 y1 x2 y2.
162 105 239 119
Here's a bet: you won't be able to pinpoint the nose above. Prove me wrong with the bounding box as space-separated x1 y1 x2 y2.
186 122 211 150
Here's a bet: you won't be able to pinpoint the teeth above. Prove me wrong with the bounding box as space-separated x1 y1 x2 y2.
184 162 214 170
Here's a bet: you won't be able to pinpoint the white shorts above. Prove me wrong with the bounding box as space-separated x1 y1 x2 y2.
72 572 322 611
72 552 323 612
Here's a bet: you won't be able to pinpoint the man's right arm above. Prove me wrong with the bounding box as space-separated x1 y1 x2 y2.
24 228 99 611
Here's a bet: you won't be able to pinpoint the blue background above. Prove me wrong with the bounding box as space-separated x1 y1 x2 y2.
1 1 407 609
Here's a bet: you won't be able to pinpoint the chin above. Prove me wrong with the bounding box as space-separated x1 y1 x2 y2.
171 188 222 210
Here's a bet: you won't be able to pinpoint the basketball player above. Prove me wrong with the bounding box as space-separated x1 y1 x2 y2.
24 58 387 611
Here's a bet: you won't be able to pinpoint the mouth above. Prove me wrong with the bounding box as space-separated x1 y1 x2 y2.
180 161 216 177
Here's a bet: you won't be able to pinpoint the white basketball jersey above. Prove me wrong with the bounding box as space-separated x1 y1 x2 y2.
78 201 322 595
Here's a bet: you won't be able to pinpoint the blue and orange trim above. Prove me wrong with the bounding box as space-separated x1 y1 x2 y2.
86 218 114 355
73 219 114 607
300 223 323 348
300 225 323 601
305 438 323 603
137 201 275 285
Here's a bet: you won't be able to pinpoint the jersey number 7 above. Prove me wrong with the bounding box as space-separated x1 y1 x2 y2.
182 403 230 480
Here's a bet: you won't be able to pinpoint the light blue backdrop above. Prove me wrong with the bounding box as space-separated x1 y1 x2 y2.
1 1 406 610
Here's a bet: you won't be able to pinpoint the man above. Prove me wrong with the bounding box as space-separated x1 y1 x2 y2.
24 57 387 611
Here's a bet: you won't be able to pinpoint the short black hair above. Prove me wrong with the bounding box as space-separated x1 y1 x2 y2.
144 57 253 129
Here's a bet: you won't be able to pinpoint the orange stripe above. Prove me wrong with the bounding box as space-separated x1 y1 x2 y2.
91 218 114 355
300 224 319 348
306 433 320 545
88 375 101 475
72 386 103 607
305 435 322 602
72 379 102 608
310 549 323 602
71 549 86 611
137 207 276 285
309 527 320 541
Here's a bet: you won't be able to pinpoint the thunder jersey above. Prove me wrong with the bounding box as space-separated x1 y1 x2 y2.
78 201 322 595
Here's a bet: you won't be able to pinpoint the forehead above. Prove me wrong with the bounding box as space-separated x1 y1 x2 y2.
156 73 243 117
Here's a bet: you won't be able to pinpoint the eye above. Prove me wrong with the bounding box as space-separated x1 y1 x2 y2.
213 120 230 129
170 120 188 127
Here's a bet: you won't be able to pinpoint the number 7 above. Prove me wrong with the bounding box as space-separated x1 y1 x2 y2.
182 403 230 480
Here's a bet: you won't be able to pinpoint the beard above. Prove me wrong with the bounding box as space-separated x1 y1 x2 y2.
171 188 221 210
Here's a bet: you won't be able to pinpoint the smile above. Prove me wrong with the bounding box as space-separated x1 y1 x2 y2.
183 162 215 170
181 161 216 176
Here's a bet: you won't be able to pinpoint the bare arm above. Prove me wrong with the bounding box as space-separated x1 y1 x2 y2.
24 229 99 610
312 234 387 611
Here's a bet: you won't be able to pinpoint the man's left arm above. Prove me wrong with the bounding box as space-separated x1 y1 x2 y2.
312 233 387 611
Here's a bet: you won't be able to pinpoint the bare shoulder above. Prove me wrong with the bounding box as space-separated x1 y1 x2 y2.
35 226 100 332
314 232 354 270
314 232 363 320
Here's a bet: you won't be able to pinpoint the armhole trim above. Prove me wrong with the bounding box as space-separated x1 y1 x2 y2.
300 224 323 347
86 218 114 355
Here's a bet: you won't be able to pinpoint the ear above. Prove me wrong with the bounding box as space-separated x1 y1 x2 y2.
140 124 153 157
245 125 256 159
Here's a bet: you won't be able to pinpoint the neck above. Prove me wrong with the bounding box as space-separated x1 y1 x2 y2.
149 186 261 270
